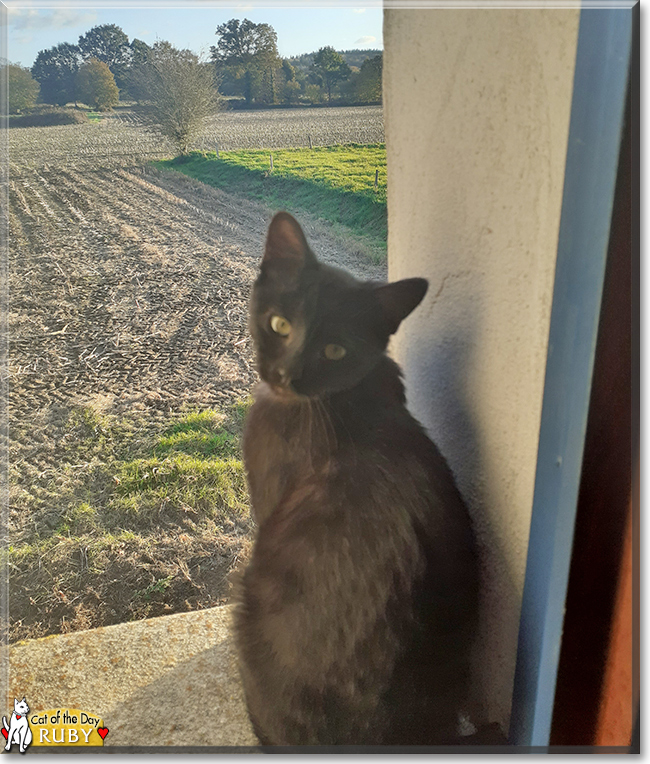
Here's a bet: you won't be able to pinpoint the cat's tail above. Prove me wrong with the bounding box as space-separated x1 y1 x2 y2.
2 716 8 731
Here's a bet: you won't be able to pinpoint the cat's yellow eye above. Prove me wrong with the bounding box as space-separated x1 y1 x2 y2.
324 344 346 361
270 315 292 336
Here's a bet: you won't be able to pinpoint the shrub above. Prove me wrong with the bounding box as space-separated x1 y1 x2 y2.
9 106 90 128
132 41 221 155
6 65 40 113
75 58 119 111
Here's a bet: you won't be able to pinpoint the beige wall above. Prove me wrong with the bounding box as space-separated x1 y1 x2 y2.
384 8 580 730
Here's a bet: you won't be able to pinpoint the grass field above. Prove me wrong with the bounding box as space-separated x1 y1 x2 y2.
157 143 387 262
7 400 253 641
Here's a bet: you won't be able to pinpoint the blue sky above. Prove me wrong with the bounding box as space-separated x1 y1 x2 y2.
5 4 384 69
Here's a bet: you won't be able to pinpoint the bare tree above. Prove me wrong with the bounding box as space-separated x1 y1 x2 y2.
135 42 220 155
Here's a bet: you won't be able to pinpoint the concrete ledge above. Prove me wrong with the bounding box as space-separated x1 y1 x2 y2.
4 605 258 748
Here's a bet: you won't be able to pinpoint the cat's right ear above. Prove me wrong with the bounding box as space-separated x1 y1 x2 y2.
262 212 317 275
373 278 428 335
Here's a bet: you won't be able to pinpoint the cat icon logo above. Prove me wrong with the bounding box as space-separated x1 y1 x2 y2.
2 697 33 753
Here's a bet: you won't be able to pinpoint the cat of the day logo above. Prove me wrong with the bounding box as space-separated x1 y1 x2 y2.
2 699 108 750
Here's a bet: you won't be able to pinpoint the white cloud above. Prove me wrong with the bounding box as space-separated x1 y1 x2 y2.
355 35 376 45
7 8 97 31
11 33 33 51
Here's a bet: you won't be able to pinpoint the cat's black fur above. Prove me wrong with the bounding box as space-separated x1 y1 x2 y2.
234 212 480 746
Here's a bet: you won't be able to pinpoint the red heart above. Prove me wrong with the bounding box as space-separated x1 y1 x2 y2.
15 716 20 720
97 727 109 740
1 728 7 739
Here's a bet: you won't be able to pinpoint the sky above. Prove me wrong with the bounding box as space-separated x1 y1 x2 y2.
4 3 384 69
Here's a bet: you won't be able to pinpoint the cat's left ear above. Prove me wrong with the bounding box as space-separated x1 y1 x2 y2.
262 212 317 274
373 278 428 335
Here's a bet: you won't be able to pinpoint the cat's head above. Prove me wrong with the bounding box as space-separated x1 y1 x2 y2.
14 698 29 715
249 212 428 398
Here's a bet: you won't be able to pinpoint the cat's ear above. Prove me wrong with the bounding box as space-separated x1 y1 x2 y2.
262 212 316 273
373 278 428 335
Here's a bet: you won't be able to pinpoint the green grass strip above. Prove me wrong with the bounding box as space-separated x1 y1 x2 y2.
155 144 387 262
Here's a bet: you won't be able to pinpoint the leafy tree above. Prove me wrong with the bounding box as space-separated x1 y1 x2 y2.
75 58 119 110
130 38 151 67
288 49 381 79
281 58 296 83
211 18 280 105
132 42 220 154
310 46 351 101
31 42 82 105
279 58 300 104
355 53 382 102
283 78 301 105
124 39 153 102
6 65 40 113
78 24 132 88
304 83 323 104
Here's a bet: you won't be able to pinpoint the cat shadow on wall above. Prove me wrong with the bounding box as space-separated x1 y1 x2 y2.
398 286 519 735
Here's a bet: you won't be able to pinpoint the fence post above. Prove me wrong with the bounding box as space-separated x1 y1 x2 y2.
374 169 379 191
270 153 273 173
309 134 313 149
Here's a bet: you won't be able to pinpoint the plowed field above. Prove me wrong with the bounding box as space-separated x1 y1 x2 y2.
5 108 386 642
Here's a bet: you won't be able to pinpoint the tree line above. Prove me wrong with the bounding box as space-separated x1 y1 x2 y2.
211 18 381 106
5 19 382 114
4 20 382 155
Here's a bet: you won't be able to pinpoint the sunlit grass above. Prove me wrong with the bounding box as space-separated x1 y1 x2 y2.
155 144 387 262
7 399 255 639
212 144 386 203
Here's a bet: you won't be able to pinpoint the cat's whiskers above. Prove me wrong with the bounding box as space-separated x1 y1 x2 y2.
316 398 338 456
306 398 316 474
296 397 317 475
297 398 310 471
311 398 326 462
296 397 338 475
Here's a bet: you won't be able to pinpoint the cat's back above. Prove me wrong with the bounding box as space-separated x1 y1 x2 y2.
236 376 478 745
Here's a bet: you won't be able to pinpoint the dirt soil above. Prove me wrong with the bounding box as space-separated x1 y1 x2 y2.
5 122 386 642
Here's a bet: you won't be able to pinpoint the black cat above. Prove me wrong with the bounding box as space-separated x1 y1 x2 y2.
233 212 480 746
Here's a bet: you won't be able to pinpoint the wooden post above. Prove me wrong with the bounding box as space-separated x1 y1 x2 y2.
309 134 313 149
216 144 219 158
270 153 274 172
374 169 379 191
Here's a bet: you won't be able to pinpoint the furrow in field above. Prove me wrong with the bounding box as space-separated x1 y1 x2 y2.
51 169 260 346
8 165 257 432
81 166 259 272
32 170 89 224
53 166 258 310
58 166 238 258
